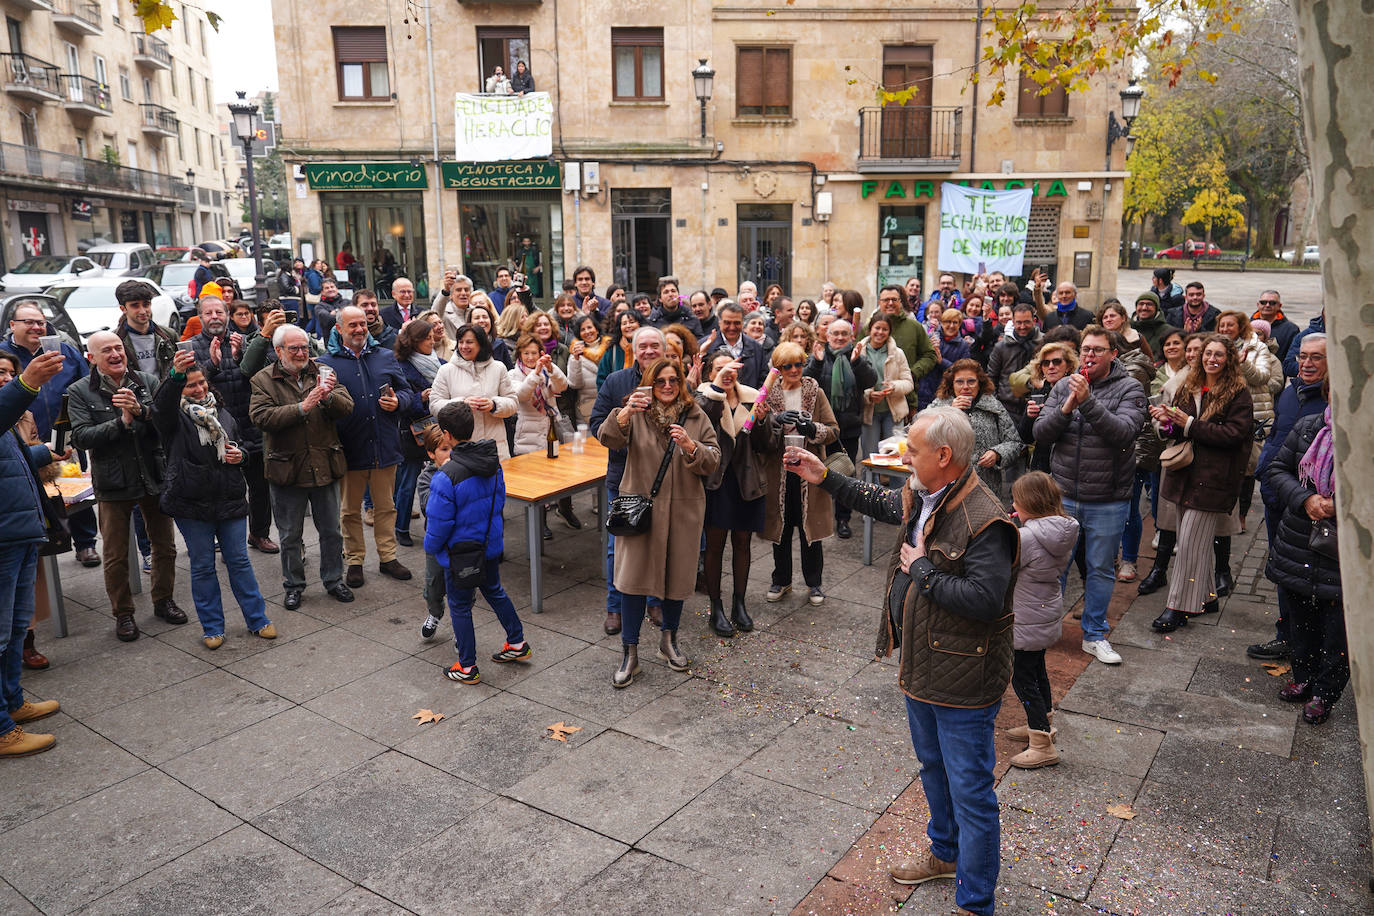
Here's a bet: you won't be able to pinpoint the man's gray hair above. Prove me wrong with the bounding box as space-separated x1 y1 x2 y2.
273 324 306 348
914 406 976 468
631 326 665 348
197 295 224 314
1300 332 1326 348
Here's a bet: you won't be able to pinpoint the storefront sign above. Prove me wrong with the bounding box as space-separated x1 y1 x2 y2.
71 199 93 222
861 178 1068 200
6 199 59 213
304 162 428 191
453 92 554 162
441 161 560 190
937 183 1033 274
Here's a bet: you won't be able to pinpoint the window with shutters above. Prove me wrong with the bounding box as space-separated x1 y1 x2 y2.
611 28 663 101
1017 69 1069 118
333 26 390 101
736 46 792 118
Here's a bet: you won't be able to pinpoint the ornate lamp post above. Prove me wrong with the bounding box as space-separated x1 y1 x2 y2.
692 59 715 139
228 90 267 302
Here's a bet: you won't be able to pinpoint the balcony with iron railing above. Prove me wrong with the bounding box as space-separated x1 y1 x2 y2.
131 32 172 70
0 140 185 201
51 0 102 36
140 102 179 138
2 53 63 102
9 0 54 11
857 106 963 172
61 74 112 117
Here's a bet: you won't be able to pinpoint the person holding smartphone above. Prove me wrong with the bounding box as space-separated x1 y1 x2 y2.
858 314 915 464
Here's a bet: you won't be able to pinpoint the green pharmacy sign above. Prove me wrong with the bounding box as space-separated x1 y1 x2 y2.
861 178 1068 200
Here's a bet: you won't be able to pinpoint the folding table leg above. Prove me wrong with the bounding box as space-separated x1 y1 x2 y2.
129 515 142 595
526 502 543 613
42 555 68 638
862 466 875 566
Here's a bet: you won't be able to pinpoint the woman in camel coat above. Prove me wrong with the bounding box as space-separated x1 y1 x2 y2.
598 356 719 688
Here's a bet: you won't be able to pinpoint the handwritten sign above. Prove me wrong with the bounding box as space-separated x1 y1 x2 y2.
454 92 554 162
937 183 1033 275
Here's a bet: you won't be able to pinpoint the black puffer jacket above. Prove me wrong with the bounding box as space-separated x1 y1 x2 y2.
152 373 249 523
803 347 877 440
1264 412 1341 601
66 368 164 502
1033 361 1148 502
188 330 262 454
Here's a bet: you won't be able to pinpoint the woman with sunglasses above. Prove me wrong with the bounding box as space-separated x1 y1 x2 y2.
754 342 840 606
1017 342 1079 474
597 357 719 687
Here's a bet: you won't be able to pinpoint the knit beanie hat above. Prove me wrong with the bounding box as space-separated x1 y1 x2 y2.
199 280 225 300
1135 291 1161 311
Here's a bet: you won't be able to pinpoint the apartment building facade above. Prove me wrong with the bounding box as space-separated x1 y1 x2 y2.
273 0 1130 307
0 0 232 270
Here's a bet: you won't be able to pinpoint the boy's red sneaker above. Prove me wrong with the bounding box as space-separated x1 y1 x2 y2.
445 661 481 684
491 642 532 663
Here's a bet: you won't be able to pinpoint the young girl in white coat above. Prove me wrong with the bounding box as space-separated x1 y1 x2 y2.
1008 471 1080 769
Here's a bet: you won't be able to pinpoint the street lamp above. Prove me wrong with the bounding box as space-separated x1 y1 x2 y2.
692 58 714 139
228 90 267 302
1106 77 1144 157
184 169 196 245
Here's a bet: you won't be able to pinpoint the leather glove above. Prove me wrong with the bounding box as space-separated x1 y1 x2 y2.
795 417 818 438
772 410 800 432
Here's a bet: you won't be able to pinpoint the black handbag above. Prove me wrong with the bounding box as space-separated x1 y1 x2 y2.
607 438 677 537
1309 517 1338 561
447 485 497 588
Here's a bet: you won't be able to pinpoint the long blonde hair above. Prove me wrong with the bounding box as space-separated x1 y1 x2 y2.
494 300 528 338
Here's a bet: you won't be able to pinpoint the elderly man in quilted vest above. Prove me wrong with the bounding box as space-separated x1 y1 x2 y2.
785 406 1018 916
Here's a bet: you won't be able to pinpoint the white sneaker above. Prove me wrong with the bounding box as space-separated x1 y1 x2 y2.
1116 562 1137 582
1082 639 1122 665
1151 531 1160 549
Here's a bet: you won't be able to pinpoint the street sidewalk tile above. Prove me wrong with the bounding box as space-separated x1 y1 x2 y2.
743 711 918 813
509 730 723 844
1042 711 1165 778
83 668 294 765
0 880 39 915
1269 813 1373 911
506 643 684 725
304 657 496 746
616 678 798 768
76 824 350 916
151 604 330 665
640 770 873 912
26 636 214 718
313 887 414 914
691 632 871 709
414 620 590 690
294 579 423 625
788 873 911 916
1186 654 1308 713
223 625 407 704
1132 780 1280 873
0 720 148 835
337 602 457 654
822 808 927 894
397 691 603 793
252 751 493 883
764 600 886 659
363 797 627 916
0 769 239 915
161 706 385 819
828 661 919 738
548 850 765 915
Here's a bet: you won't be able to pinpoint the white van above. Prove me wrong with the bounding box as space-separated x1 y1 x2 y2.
86 242 157 278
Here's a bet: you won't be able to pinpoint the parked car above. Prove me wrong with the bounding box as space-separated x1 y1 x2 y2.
269 232 292 249
1156 242 1223 259
194 240 242 260
135 259 230 318
154 247 191 262
218 258 280 302
44 277 181 339
86 243 158 278
0 292 82 353
1282 244 1320 264
0 255 103 293
76 236 114 253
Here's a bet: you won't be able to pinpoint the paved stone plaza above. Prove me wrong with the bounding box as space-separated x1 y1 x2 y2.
1 268 1360 916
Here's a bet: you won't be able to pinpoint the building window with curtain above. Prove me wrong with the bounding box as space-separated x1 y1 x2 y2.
1017 69 1069 118
736 46 792 118
333 26 390 101
611 28 663 101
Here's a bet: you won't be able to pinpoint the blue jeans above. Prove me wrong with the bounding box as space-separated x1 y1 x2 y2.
0 544 38 736
619 594 683 645
445 558 524 668
605 484 623 616
1062 498 1129 642
269 482 345 591
392 458 423 536
174 517 271 638
1120 470 1153 564
905 695 1001 916
132 505 152 557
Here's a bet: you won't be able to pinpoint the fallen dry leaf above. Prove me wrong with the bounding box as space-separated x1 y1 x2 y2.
1106 803 1136 820
411 708 446 725
1262 662 1292 677
546 721 582 742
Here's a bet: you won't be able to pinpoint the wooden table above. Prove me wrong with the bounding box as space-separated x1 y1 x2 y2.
859 456 910 566
501 439 610 613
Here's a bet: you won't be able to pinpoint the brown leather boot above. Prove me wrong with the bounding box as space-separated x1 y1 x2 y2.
22 630 48 670
0 726 56 757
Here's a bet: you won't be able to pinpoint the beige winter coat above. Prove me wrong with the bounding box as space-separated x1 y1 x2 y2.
1237 333 1279 473
508 361 569 455
429 356 517 459
753 377 840 544
598 402 720 601
857 337 915 424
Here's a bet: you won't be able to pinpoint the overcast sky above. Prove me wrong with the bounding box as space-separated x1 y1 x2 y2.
208 0 280 103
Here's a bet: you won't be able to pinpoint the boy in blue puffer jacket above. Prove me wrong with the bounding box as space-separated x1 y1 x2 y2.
423 401 530 683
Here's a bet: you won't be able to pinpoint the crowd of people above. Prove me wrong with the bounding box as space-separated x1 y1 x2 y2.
0 259 1345 912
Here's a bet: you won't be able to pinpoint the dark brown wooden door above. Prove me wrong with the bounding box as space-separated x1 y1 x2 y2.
881 46 933 158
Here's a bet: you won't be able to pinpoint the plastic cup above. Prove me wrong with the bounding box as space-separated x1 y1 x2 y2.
783 434 806 465
39 335 61 353
175 340 195 353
